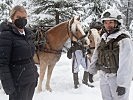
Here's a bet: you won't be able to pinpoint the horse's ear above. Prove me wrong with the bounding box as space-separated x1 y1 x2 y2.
76 16 80 21
70 17 74 25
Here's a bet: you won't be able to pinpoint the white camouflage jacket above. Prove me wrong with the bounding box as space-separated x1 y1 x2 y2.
89 28 133 87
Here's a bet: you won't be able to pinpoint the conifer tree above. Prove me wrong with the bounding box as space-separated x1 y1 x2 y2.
0 0 12 23
30 0 76 26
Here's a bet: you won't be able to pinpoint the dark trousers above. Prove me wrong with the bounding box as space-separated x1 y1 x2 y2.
9 82 37 100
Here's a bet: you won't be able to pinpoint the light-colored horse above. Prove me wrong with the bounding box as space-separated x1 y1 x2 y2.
87 28 101 59
34 16 90 92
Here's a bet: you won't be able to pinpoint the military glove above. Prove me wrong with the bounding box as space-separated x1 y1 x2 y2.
67 49 72 59
89 73 94 83
116 86 126 96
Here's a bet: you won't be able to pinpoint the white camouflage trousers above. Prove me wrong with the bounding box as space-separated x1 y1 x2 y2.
72 50 90 73
100 72 130 100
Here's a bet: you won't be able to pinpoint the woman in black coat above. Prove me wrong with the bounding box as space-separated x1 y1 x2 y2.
0 5 38 100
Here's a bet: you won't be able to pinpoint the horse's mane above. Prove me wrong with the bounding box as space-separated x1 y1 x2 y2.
46 21 68 32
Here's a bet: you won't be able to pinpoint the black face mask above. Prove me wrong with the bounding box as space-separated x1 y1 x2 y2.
14 18 27 29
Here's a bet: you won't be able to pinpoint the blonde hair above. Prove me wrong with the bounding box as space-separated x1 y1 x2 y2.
10 5 27 19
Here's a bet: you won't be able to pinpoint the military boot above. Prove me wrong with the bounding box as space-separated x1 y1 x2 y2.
82 71 94 88
88 73 94 83
73 73 79 89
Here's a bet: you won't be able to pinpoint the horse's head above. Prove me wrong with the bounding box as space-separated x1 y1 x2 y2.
68 16 90 46
88 28 101 48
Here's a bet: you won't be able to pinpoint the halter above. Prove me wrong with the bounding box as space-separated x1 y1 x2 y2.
67 20 87 42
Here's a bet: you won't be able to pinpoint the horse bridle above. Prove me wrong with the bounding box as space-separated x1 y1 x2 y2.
67 20 87 42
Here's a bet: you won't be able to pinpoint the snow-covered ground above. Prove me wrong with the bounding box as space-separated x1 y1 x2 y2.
0 54 133 100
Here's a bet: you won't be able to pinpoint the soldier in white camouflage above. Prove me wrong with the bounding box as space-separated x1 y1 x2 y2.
89 8 133 100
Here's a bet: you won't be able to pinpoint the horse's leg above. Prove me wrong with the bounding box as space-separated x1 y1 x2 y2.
37 62 47 93
45 64 55 92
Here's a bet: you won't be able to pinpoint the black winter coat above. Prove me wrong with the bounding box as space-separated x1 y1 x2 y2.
0 22 39 95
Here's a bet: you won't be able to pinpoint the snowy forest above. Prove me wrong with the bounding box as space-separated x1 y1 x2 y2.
0 0 133 32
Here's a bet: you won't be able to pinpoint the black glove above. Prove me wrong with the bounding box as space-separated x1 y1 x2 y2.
116 86 126 96
67 49 72 59
67 46 77 59
89 73 94 83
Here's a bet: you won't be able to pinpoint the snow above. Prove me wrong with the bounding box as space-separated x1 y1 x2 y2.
0 0 133 99
0 54 133 100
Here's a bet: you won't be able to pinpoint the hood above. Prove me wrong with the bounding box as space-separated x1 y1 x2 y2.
101 28 131 42
0 21 20 35
0 21 13 32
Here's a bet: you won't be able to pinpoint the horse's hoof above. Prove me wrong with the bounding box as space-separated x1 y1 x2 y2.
46 87 52 92
37 87 42 93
